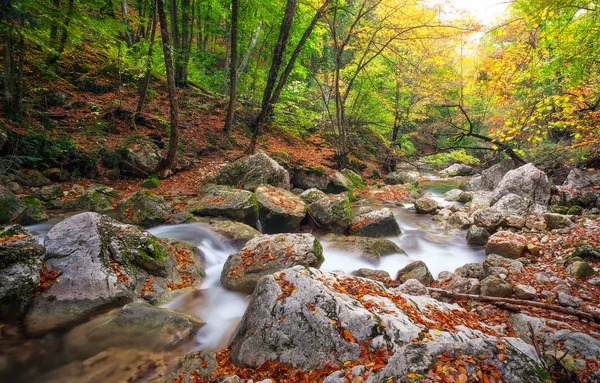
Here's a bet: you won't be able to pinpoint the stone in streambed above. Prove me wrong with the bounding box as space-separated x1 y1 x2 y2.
217 152 291 190
347 208 401 238
117 190 173 228
255 185 306 233
187 184 258 227
307 194 352 234
77 184 120 213
194 217 261 248
395 260 433 286
322 234 404 263
485 231 527 259
414 198 438 214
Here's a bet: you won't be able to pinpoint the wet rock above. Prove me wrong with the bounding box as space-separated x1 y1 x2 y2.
42 168 70 182
299 188 327 204
0 185 24 224
414 198 438 214
543 213 573 230
460 159 517 192
439 163 473 177
483 254 524 277
217 152 291 190
472 208 504 232
120 139 161 177
163 349 217 383
307 194 352 234
557 293 582 308
492 193 545 215
63 302 204 360
15 197 48 225
291 168 349 193
563 168 600 189
77 184 120 213
455 263 484 279
384 171 418 186
446 212 471 229
195 217 261 248
485 231 527 259
457 191 472 203
0 226 45 320
187 184 258 227
20 169 52 187
117 190 174 228
348 208 401 238
351 268 391 281
322 234 404 263
480 275 513 297
339 169 365 191
255 185 306 233
33 184 64 201
490 163 551 206
514 284 536 300
395 260 434 286
221 234 323 294
443 189 463 201
395 279 428 296
24 213 204 336
466 225 490 246
567 260 595 279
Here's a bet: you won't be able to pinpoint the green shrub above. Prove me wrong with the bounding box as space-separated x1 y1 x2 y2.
141 174 160 189
422 149 480 167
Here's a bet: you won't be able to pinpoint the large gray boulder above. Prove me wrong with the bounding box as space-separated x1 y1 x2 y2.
480 275 513 297
492 193 546 215
0 185 24 224
255 185 306 233
77 184 120 213
439 163 473 177
221 234 323 294
563 168 600 189
299 188 327 204
543 213 573 230
347 208 401 238
291 168 349 193
485 231 527 259
395 260 434 286
62 302 204 360
120 139 161 177
217 152 291 190
307 194 352 234
461 159 517 192
187 184 258 227
490 163 551 206
20 169 52 187
0 226 45 320
472 208 505 232
466 225 490 246
33 184 64 201
117 190 174 228
195 217 261 248
24 213 204 336
483 254 524 277
321 234 405 263
414 198 438 214
384 171 418 186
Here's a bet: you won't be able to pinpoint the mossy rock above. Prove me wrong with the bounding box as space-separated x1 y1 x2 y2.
0 185 25 224
566 205 583 215
255 185 306 234
117 190 173 228
187 184 259 227
322 234 404 263
77 184 120 213
194 217 261 248
307 194 352 234
15 197 48 225
141 175 161 189
340 169 365 191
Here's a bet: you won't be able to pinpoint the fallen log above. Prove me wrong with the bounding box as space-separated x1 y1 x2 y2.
427 287 600 325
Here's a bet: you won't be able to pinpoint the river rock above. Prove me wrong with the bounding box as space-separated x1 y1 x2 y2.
347 208 401 238
291 168 349 193
0 185 24 224
563 168 600 189
307 194 352 234
472 208 504 232
567 260 595 279
42 168 70 182
163 350 217 383
33 184 64 201
339 169 365 191
460 159 517 192
395 279 428 296
395 260 434 286
543 213 573 230
229 266 486 370
221 233 323 294
322 234 404 263
255 185 306 233
351 268 391 281
455 263 484 279
120 139 161 177
117 190 174 228
490 163 551 206
446 211 471 229
0 226 45 320
485 231 527 259
514 284 537 300
443 189 463 201
77 184 120 213
466 225 490 246
187 184 258 227
15 197 48 225
414 198 438 214
480 275 513 297
24 212 204 336
442 275 480 294
439 163 473 177
195 217 261 248
557 292 582 308
492 193 545 215
299 188 327 204
483 254 524 277
384 171 418 186
20 169 52 187
63 302 204 360
370 185 414 205
217 152 291 190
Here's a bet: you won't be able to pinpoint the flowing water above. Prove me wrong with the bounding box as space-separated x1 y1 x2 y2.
9 178 485 381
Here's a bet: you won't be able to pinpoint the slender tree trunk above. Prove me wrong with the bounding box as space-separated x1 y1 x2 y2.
238 19 262 75
47 0 74 64
121 0 134 47
156 0 179 177
179 0 190 86
224 0 238 135
247 0 299 154
49 0 60 41
3 32 24 119
223 17 230 93
136 0 158 117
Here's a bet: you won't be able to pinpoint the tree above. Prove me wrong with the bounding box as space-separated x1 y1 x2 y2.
156 0 180 177
224 0 239 135
1 0 25 119
136 0 158 117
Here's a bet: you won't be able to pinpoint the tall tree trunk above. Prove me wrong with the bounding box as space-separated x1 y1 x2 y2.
156 0 179 177
136 0 158 117
178 0 190 86
47 0 75 64
247 0 299 154
224 0 238 135
238 19 262 75
49 0 60 41
121 0 134 47
3 32 24 119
